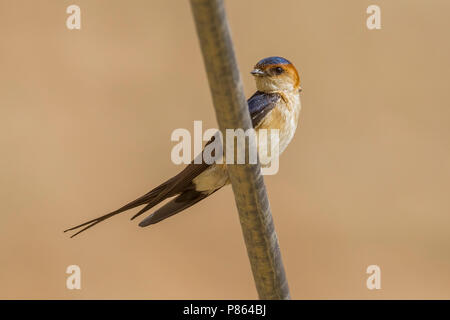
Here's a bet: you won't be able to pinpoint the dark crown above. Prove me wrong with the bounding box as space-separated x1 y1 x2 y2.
255 56 292 68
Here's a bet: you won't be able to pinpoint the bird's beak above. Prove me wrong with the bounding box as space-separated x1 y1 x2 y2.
250 68 265 76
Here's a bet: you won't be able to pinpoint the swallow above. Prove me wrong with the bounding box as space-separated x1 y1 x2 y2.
65 56 302 237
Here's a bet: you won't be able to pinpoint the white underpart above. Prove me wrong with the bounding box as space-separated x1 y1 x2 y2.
259 91 301 163
282 91 302 153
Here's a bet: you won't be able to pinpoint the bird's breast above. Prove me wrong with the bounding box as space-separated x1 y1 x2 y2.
256 91 301 157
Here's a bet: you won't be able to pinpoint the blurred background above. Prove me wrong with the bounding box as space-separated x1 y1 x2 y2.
1 0 449 299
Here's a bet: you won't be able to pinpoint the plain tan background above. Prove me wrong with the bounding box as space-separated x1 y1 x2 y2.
1 0 449 299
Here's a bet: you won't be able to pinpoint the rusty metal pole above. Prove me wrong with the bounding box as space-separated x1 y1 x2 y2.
189 0 290 299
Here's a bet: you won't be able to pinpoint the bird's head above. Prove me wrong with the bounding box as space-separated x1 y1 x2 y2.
251 56 301 93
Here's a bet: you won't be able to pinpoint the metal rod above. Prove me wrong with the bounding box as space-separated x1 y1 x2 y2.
189 0 290 300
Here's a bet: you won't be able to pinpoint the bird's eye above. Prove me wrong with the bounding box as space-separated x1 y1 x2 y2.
273 67 284 75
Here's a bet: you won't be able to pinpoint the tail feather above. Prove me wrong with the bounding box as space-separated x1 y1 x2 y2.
128 174 190 221
64 161 212 238
129 193 169 221
138 189 216 227
64 182 171 238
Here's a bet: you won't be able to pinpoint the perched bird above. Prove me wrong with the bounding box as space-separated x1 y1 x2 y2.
65 56 302 237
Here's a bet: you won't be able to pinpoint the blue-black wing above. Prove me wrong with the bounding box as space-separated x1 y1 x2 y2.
248 91 281 127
